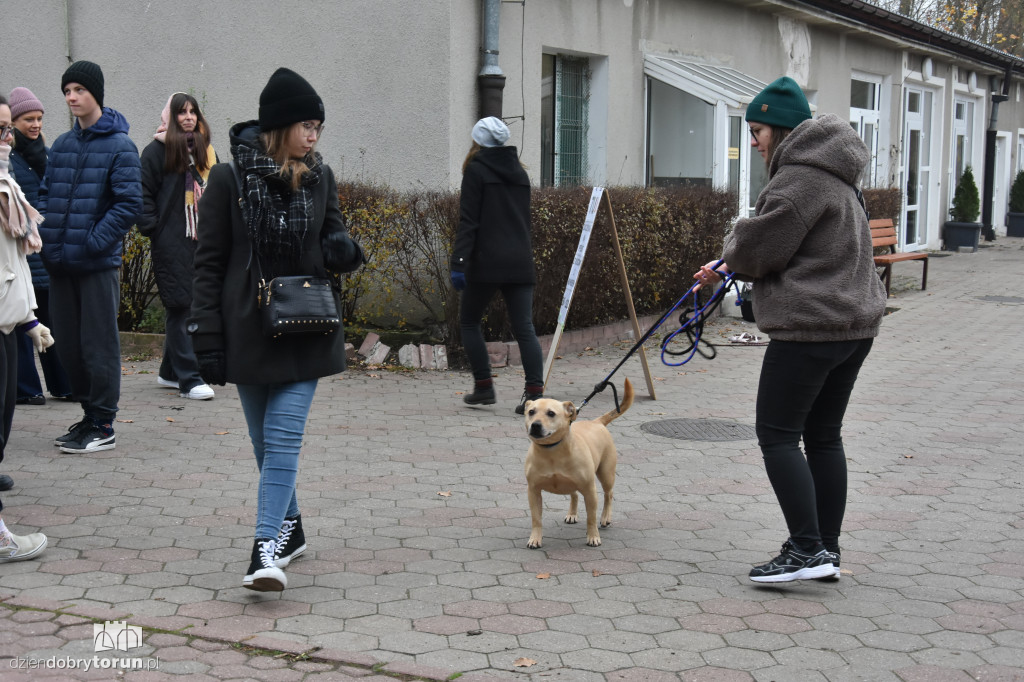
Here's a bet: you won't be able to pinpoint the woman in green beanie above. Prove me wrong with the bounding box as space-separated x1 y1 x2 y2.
695 76 887 583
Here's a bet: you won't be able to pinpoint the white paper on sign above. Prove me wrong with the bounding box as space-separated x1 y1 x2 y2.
556 187 604 325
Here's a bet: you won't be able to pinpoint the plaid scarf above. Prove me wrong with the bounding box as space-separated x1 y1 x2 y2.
232 142 322 279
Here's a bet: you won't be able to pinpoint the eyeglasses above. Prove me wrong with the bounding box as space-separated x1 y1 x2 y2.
749 127 759 142
0 125 13 140
301 121 324 137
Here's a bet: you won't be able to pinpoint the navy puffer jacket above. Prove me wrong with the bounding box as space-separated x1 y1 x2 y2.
9 147 51 288
37 108 142 274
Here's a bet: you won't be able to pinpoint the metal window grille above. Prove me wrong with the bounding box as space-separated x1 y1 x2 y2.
555 56 590 186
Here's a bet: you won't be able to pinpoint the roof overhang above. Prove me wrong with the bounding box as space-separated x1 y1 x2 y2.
644 57 769 108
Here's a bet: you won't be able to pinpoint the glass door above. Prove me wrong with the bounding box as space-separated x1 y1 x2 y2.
902 88 931 249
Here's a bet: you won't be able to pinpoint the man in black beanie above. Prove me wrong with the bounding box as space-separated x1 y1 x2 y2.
37 60 142 454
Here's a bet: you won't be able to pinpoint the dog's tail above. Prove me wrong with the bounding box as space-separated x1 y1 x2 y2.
595 378 634 426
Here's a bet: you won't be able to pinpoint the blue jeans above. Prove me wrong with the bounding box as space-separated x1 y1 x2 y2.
236 380 317 540
755 338 874 553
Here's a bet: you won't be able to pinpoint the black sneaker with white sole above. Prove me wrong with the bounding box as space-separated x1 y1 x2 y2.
749 540 836 583
815 550 842 581
54 420 89 447
59 421 115 454
243 538 286 591
273 516 307 568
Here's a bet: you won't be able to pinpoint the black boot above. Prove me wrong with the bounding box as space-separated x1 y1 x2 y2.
273 516 307 568
463 379 496 405
515 386 544 415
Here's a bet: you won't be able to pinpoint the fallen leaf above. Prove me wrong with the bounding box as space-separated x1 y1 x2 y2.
116 419 134 424
166 418 175 422
536 572 551 579
903 454 914 459
437 491 452 497
592 569 602 577
216 432 230 436
513 657 537 668
555 355 563 360
467 629 482 636
584 346 594 351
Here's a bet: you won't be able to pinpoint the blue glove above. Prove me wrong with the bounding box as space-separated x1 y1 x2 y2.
450 271 467 291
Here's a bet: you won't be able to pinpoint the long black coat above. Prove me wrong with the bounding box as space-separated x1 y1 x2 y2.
189 157 350 385
139 140 217 308
450 146 535 284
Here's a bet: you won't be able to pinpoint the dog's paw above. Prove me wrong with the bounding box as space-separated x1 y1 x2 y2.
600 519 612 528
527 537 543 549
564 514 579 524
586 535 602 547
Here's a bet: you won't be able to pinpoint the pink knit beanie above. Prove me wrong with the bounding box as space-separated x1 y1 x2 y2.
8 87 45 120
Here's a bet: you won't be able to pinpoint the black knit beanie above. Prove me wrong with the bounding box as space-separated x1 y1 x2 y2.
258 68 325 132
61 60 105 108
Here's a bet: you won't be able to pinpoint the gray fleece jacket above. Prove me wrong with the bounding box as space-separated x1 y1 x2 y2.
723 113 887 342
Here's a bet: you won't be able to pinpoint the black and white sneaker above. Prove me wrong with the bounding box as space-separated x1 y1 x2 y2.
273 516 307 568
243 538 286 591
749 540 836 583
59 421 115 454
54 420 89 447
815 550 842 581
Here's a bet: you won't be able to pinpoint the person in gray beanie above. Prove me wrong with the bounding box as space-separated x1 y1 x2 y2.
38 60 142 455
695 76 886 584
450 117 544 414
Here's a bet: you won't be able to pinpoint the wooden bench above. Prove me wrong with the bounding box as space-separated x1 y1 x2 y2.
870 218 928 297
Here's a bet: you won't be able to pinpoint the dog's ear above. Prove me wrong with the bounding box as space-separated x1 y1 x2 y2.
564 401 578 422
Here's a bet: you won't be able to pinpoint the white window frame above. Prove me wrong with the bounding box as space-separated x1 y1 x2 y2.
850 73 883 187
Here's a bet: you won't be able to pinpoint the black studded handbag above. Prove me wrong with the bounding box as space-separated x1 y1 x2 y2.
257 275 341 338
230 161 342 339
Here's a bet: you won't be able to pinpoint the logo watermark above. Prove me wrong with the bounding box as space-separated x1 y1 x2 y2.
9 620 159 672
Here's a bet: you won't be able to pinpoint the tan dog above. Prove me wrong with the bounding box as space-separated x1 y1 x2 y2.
523 378 634 548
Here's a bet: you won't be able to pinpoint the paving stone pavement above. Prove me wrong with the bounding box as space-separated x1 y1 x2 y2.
1 239 1023 681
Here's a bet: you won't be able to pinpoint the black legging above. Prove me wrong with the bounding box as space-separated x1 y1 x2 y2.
459 282 544 387
755 338 874 553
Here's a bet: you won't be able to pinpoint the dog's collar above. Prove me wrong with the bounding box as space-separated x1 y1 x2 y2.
536 438 564 449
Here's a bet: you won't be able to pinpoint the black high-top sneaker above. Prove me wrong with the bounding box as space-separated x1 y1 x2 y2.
243 538 286 591
463 379 496 405
273 517 307 568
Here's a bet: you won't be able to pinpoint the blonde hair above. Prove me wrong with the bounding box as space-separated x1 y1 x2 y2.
260 123 316 190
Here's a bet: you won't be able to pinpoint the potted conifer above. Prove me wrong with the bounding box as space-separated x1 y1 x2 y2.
1007 169 1024 237
944 165 982 251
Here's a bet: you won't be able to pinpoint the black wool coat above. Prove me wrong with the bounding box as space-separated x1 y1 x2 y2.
189 161 350 385
450 146 535 284
139 140 217 308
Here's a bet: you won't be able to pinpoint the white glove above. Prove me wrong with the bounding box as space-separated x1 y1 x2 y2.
26 322 54 354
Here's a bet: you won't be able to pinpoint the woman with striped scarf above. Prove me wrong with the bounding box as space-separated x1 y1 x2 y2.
140 92 217 400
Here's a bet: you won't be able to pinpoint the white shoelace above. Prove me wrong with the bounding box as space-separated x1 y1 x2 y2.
258 539 278 568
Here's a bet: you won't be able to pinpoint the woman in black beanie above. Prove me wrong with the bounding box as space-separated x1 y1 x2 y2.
696 77 886 584
190 68 363 591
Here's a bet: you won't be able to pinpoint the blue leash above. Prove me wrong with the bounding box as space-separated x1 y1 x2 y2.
579 260 737 412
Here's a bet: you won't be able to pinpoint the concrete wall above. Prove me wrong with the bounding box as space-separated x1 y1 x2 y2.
3 0 468 190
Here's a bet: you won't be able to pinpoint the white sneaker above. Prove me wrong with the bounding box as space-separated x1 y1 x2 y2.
157 376 179 389
180 384 215 400
0 531 48 562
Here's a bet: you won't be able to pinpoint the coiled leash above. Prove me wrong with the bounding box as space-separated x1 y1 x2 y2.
578 260 737 413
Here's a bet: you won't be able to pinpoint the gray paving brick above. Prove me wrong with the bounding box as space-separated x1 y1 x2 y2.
3 245 1023 679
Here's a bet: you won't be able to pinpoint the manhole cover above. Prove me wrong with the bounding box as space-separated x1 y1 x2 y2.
641 418 756 441
976 295 1024 303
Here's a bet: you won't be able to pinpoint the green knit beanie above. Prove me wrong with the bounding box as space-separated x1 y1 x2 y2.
746 77 811 130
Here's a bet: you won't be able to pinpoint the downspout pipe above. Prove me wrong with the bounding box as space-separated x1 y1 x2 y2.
981 72 1010 241
478 0 506 119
